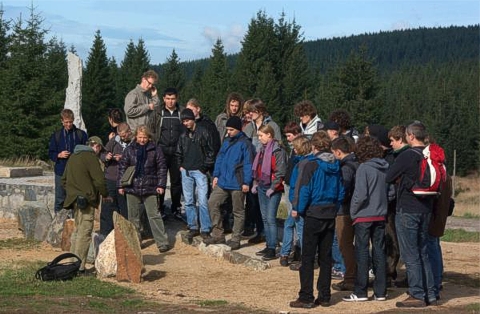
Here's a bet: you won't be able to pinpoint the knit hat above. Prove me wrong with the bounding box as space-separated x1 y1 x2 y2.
88 136 104 148
180 108 195 121
324 121 340 131
226 116 242 131
367 124 390 148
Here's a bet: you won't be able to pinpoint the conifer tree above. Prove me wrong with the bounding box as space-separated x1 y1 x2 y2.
159 49 185 99
82 30 115 138
202 39 229 116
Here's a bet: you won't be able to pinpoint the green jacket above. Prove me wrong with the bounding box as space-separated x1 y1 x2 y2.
62 145 107 208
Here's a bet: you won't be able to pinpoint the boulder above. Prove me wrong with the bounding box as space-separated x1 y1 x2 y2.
16 201 52 241
113 212 143 283
45 209 70 247
95 231 117 278
61 218 75 251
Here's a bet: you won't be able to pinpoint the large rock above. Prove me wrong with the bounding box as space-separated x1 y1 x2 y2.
16 201 52 241
95 231 117 278
45 209 70 247
65 52 86 132
113 212 143 283
61 218 75 251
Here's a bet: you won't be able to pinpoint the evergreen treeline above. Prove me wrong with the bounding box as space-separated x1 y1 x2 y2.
0 7 477 175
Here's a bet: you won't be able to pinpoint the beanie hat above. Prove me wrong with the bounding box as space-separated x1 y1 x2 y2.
180 108 195 121
88 136 104 148
226 116 243 131
367 124 390 148
324 121 340 131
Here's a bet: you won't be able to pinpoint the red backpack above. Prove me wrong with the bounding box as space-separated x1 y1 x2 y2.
412 143 447 196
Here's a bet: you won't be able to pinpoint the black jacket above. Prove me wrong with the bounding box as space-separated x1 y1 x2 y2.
147 104 186 155
175 124 215 173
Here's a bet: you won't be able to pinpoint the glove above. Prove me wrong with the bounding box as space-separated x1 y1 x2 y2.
251 185 258 194
266 189 275 198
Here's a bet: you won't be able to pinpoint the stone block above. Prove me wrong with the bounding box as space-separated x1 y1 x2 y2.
45 209 70 247
16 201 52 241
95 231 117 278
61 218 75 251
244 258 271 271
113 212 143 283
0 167 43 178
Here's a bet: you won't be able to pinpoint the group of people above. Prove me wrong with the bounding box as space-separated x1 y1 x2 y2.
49 69 451 309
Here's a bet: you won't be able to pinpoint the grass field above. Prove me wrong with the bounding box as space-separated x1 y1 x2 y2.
453 174 480 219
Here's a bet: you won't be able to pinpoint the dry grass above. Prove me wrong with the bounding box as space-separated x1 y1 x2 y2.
453 173 480 218
0 157 52 170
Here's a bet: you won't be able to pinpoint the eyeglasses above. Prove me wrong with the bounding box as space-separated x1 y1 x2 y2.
145 78 156 86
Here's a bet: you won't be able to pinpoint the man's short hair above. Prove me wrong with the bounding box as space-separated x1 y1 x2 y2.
388 125 407 142
406 121 427 142
142 69 158 81
117 122 131 134
294 100 317 119
61 109 74 120
311 130 331 152
355 136 384 163
331 136 355 154
108 108 123 124
283 121 302 136
292 135 311 156
163 87 178 97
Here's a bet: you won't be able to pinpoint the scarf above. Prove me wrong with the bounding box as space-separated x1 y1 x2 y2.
252 139 276 186
135 144 147 177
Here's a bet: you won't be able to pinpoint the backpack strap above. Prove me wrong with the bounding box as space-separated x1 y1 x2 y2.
48 253 81 266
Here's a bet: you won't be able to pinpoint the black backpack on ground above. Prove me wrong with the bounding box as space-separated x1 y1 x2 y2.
35 253 82 281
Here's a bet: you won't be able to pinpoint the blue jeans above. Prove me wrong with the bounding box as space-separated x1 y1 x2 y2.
54 174 66 212
280 211 304 256
354 221 387 298
257 186 281 249
427 234 443 298
332 232 346 273
396 211 436 302
181 169 211 233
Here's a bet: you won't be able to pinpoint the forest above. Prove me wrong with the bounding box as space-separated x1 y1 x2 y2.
0 7 478 175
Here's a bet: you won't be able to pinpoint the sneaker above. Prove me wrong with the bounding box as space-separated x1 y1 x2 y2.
203 236 226 246
373 295 387 301
279 256 289 267
261 248 278 261
241 228 255 239
332 281 355 291
172 211 185 222
289 262 301 271
289 298 316 309
395 296 426 308
186 229 200 240
158 245 171 253
255 247 269 256
369 268 375 280
331 269 345 280
314 298 330 307
248 235 266 244
226 240 241 250
342 293 368 302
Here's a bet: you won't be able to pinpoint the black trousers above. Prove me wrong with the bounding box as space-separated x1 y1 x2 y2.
298 216 335 303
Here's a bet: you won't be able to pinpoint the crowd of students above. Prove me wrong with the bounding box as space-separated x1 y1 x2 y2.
49 69 451 309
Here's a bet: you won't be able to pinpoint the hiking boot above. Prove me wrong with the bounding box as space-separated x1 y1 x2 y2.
279 256 289 267
261 248 278 261
255 247 269 256
289 262 301 271
158 245 171 253
203 236 226 246
314 298 330 307
226 240 241 250
332 281 355 291
248 234 266 244
289 298 316 309
395 296 426 308
342 293 368 302
186 229 200 240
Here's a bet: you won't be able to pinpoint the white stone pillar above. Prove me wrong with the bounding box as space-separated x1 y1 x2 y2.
64 52 86 132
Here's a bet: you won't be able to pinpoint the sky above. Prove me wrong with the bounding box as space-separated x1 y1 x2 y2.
2 0 479 65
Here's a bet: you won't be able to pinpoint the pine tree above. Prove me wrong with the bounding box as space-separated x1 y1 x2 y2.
82 30 115 138
202 39 229 117
159 49 185 100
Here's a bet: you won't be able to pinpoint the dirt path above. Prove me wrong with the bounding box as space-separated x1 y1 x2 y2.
1 218 479 313
446 217 480 232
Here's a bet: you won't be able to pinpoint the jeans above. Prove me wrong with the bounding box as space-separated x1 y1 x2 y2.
181 169 211 233
54 174 66 212
280 211 304 256
354 221 387 298
332 232 346 273
396 211 436 302
100 179 128 236
126 193 169 248
427 234 443 298
257 186 281 249
299 217 335 303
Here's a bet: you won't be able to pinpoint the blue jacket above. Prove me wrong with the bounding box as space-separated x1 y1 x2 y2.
213 132 255 190
288 154 311 204
48 126 88 176
292 152 344 219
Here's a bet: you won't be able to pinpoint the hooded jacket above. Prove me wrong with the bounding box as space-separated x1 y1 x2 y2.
100 135 131 182
337 153 359 216
292 152 344 219
117 141 167 196
48 126 88 176
61 145 107 208
350 158 390 222
300 115 322 137
243 115 282 152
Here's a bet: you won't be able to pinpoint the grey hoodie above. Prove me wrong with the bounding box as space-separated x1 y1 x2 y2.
350 158 390 222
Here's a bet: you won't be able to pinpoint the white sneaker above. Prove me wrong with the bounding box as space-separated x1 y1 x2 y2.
369 269 375 280
342 293 368 302
374 295 387 301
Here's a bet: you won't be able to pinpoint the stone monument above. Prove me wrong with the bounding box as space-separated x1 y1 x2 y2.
65 52 86 132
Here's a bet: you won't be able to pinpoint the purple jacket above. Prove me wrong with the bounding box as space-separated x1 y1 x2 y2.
117 141 167 196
